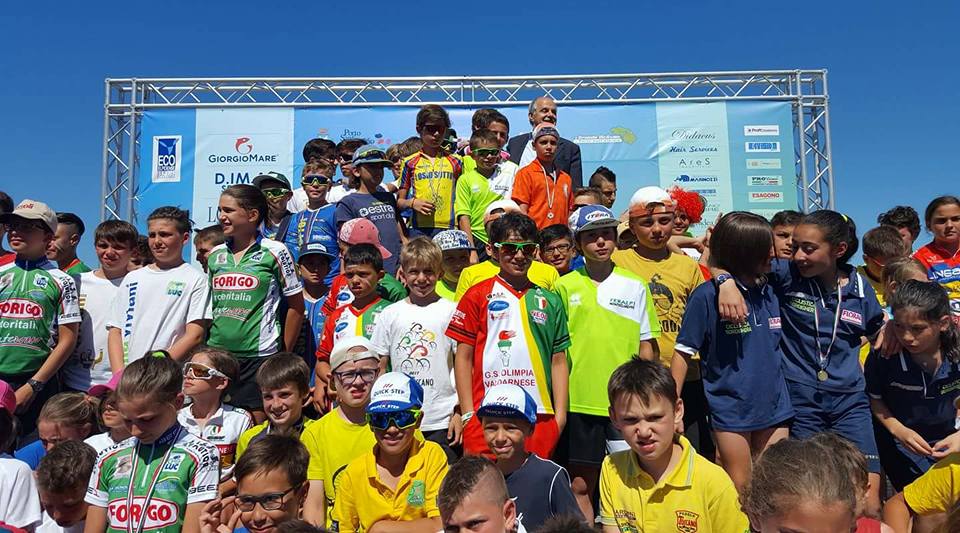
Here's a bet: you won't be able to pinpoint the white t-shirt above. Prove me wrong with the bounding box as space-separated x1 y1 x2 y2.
84 432 124 454
325 183 354 204
62 272 124 391
518 136 537 170
106 262 210 364
370 298 458 431
178 403 253 481
37 512 84 533
0 454 42 529
287 188 308 213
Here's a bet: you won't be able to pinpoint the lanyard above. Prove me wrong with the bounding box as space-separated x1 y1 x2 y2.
810 278 843 370
125 425 183 533
537 160 560 217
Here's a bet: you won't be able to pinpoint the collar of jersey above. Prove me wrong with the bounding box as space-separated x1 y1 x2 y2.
151 422 183 447
627 435 695 489
226 235 263 253
14 256 49 270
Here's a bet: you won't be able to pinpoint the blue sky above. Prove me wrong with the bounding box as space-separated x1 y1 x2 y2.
2 1 957 264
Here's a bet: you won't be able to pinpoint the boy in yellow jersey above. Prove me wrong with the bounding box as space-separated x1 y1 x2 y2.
235 353 314 458
301 337 381 527
398 104 463 238
454 200 560 301
600 358 748 533
611 186 713 457
432 230 475 301
332 372 447 532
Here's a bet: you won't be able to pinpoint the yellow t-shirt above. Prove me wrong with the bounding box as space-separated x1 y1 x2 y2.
600 436 749 533
301 409 378 527
331 437 447 532
612 248 705 379
453 260 560 301
903 453 960 515
235 418 316 459
400 152 463 230
435 279 457 302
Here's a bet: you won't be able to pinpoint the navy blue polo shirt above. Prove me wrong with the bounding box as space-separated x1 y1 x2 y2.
865 351 960 441
504 454 584 532
677 279 794 432
769 260 885 393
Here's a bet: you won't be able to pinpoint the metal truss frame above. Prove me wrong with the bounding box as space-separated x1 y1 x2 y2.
101 70 833 223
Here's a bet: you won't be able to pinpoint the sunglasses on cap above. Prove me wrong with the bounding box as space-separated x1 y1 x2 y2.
183 362 228 380
262 188 290 199
366 409 421 431
494 241 538 256
301 175 331 187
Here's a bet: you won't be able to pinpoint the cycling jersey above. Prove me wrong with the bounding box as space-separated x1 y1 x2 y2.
0 258 80 374
316 298 390 362
85 424 219 533
915 243 960 318
207 238 302 358
320 273 407 316
177 404 253 481
400 152 463 230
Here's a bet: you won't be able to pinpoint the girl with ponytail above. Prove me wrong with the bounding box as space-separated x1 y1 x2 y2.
865 279 960 490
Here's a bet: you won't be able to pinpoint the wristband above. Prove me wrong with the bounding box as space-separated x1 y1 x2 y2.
461 411 475 423
715 273 734 286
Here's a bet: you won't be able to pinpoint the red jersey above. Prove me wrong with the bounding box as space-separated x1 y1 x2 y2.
914 243 960 317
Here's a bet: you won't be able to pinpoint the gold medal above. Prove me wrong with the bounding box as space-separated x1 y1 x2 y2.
817 369 829 381
547 212 555 219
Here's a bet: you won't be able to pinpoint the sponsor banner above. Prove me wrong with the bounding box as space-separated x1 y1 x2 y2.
152 136 182 183
745 141 781 153
748 175 783 187
749 191 784 203
746 158 782 170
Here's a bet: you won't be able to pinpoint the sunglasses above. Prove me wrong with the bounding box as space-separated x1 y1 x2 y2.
473 148 500 158
262 188 290 199
301 175 331 187
235 485 300 512
338 154 355 163
183 362 228 380
494 241 538 256
366 409 421 431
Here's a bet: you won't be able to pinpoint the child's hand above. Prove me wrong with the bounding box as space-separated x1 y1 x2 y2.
873 321 902 358
447 413 464 446
717 279 748 323
412 199 436 216
894 426 934 456
200 497 241 533
312 383 331 414
931 431 960 459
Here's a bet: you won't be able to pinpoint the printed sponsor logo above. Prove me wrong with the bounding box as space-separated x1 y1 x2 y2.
769 317 781 329
488 300 509 312
107 497 178 529
166 281 185 297
335 321 349 333
749 191 784 203
671 128 717 140
787 296 816 314
676 157 713 169
573 127 635 145
530 310 547 324
674 174 719 183
0 273 12 289
746 158 782 170
162 452 185 473
748 175 783 187
609 298 637 310
744 125 780 136
206 136 279 164
745 141 781 153
584 210 609 222
0 298 43 319
235 137 253 154
152 136 182 183
840 309 863 326
33 276 47 289
675 510 700 532
214 254 227 266
212 273 259 291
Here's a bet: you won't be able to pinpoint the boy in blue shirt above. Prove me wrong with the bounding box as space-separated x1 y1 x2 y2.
296 240 335 387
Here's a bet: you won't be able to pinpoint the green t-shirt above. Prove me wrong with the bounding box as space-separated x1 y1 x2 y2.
435 279 456 302
454 169 504 245
554 267 662 416
0 259 81 374
207 238 303 358
85 425 220 533
64 258 92 276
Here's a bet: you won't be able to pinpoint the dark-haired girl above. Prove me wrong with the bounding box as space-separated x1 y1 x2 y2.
673 212 793 494
866 280 960 490
207 185 304 422
718 209 886 513
913 195 960 321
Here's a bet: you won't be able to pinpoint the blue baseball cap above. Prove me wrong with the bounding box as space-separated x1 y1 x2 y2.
477 384 537 425
352 144 392 166
367 372 424 414
433 229 474 251
568 205 618 236
298 240 336 262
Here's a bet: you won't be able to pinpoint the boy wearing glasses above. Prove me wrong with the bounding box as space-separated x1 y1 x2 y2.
446 212 570 459
236 353 315 459
332 372 447 532
282 160 340 283
455 129 519 260
0 199 80 435
254 172 295 240
537 224 577 276
398 105 464 238
178 345 253 491
335 146 407 275
200 435 310 533
301 337 381 527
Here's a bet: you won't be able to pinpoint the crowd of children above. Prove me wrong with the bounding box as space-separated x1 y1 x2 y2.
3 102 960 533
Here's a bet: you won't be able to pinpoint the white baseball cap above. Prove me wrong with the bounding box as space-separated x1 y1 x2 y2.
330 336 379 371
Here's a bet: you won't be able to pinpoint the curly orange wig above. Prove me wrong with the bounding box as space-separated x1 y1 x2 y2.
668 186 706 224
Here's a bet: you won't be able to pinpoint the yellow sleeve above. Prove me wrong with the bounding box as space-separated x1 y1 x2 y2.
598 457 617 526
331 465 359 533
454 268 475 302
903 459 960 515
689 257 705 287
424 445 449 519
706 472 751 533
235 424 261 460
302 424 325 480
